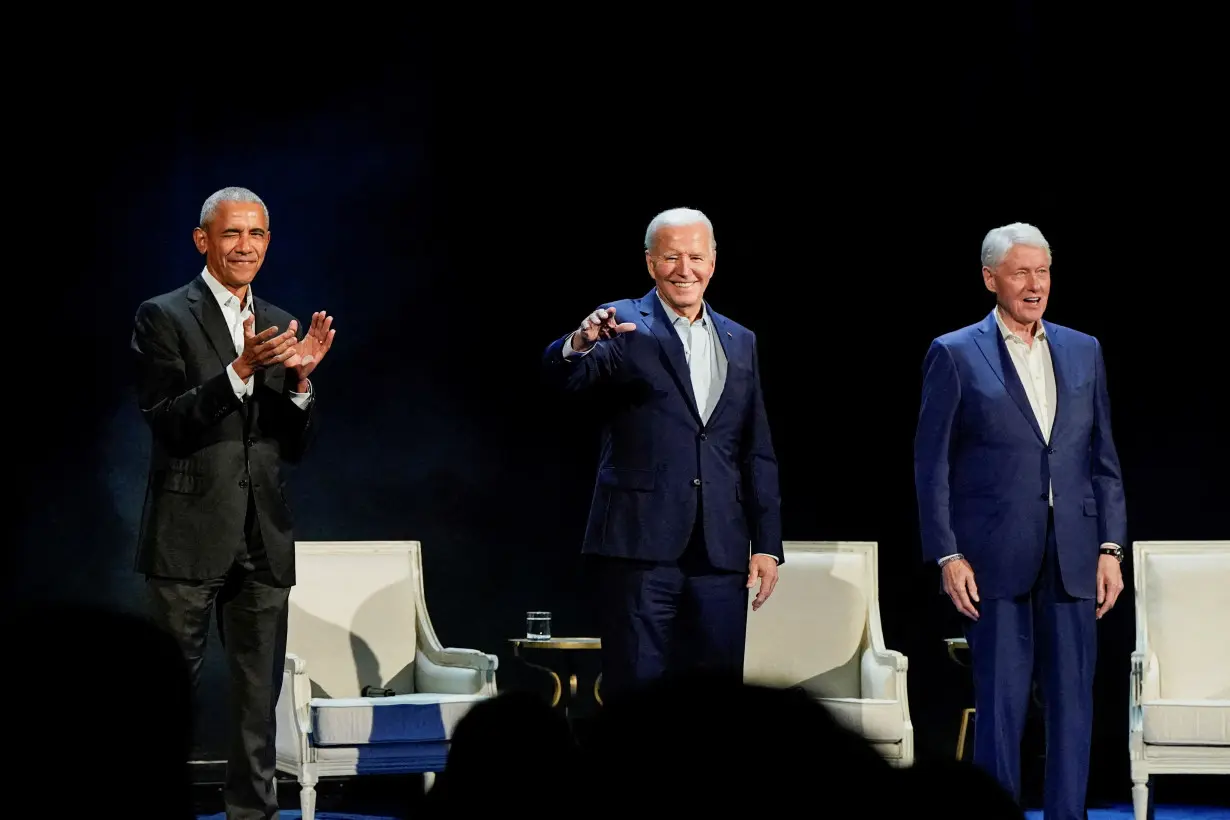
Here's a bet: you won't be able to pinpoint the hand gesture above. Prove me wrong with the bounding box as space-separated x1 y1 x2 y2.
233 316 299 381
747 554 779 611
285 311 336 387
569 306 636 353
942 558 980 620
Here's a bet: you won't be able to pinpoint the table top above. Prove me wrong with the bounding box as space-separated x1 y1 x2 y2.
508 637 601 650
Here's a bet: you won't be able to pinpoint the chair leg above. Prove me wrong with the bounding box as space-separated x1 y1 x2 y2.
1131 774 1150 820
299 767 319 820
956 708 975 761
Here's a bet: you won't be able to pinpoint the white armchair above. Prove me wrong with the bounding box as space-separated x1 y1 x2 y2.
275 541 498 820
1129 540 1230 820
743 541 914 766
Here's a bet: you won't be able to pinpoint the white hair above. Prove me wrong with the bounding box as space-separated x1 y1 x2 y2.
644 207 716 252
981 222 1050 268
199 186 269 229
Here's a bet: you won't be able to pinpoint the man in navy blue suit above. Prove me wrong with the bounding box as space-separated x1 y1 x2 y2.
914 222 1127 820
543 207 783 703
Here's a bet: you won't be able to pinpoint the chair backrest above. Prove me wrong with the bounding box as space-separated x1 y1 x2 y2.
1133 540 1230 700
288 541 424 699
744 541 879 698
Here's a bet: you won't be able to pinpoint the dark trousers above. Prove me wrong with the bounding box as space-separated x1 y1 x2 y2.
146 493 291 820
590 511 749 704
965 509 1097 820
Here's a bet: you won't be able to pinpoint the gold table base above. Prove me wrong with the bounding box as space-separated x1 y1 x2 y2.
509 637 602 711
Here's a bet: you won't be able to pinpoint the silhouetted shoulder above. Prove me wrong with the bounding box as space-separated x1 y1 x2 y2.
933 319 985 349
1043 320 1099 350
138 281 195 313
706 305 755 340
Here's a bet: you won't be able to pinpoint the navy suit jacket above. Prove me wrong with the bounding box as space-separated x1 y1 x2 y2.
542 288 783 572
913 310 1126 599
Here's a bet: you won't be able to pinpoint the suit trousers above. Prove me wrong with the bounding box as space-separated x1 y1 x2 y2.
589 499 749 705
965 509 1097 820
146 490 291 820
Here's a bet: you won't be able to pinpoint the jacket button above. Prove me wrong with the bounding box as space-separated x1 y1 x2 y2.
699 433 707 441
1047 448 1055 455
240 479 249 489
692 478 701 487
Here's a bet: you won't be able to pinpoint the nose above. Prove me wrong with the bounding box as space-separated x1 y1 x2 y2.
234 233 253 254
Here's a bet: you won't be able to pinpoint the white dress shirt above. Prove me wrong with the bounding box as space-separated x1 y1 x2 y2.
200 269 312 410
563 292 776 564
995 306 1057 505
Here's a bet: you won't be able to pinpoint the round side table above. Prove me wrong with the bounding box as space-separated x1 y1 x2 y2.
508 637 603 716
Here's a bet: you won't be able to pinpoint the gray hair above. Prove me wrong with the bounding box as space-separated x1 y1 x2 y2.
981 222 1050 268
644 207 716 252
199 186 269 229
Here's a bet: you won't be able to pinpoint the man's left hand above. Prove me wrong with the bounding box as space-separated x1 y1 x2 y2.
286 311 336 389
1095 554 1125 619
748 554 779 612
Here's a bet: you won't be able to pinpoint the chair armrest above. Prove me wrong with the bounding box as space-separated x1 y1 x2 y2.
1130 651 1160 715
416 647 499 696
282 653 313 733
276 653 314 763
861 646 907 700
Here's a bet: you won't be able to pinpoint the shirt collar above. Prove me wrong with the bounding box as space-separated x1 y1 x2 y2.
657 289 707 327
994 305 1045 344
200 267 252 313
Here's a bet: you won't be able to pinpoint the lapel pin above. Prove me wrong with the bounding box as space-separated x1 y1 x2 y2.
726 331 733 337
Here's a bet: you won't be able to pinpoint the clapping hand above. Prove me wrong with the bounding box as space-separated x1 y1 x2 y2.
285 311 336 389
233 316 299 381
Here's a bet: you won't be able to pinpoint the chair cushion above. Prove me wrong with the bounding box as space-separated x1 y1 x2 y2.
1142 699 1230 746
311 693 486 746
818 697 904 743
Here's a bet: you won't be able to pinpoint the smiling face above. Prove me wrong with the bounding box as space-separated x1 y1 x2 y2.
645 222 715 321
193 200 271 298
983 243 1050 333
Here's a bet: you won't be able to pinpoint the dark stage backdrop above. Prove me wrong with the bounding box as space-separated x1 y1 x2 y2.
13 19 1224 809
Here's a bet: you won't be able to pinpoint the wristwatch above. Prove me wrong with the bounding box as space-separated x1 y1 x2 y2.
1099 545 1124 563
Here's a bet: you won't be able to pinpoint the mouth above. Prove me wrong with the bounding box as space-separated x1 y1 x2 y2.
1023 297 1042 305
668 281 698 290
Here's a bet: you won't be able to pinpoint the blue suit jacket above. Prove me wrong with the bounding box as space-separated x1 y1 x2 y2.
542 288 783 572
913 310 1127 599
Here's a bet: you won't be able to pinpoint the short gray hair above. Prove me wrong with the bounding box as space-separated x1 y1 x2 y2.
981 222 1050 268
644 207 716 252
199 186 269 229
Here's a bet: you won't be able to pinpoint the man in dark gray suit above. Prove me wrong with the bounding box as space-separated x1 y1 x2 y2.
131 186 336 820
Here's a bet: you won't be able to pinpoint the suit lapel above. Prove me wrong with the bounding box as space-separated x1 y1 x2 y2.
639 289 700 421
252 296 276 397
187 276 241 371
1043 320 1068 441
973 311 1045 443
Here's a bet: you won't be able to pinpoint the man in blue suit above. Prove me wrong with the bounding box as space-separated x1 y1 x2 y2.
914 222 1127 820
543 207 783 703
